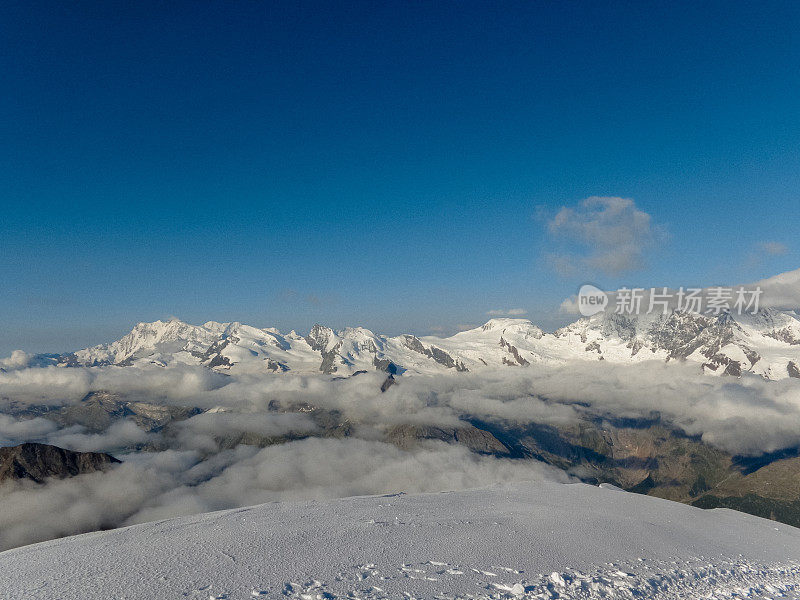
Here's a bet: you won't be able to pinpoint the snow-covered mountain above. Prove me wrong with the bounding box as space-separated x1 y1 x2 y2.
7 269 800 380
551 307 800 379
2 480 799 600
8 309 800 380
11 309 799 380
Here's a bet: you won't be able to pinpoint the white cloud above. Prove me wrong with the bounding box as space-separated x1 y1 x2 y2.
759 241 789 256
3 358 800 550
173 412 318 453
0 439 564 551
745 241 790 268
0 415 59 445
0 351 34 370
486 308 527 316
557 296 580 314
748 268 800 310
547 196 664 276
47 420 155 454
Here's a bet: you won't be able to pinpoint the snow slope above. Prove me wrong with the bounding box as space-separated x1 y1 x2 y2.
1 481 799 599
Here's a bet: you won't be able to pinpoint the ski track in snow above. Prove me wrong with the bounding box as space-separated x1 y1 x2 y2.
243 558 800 600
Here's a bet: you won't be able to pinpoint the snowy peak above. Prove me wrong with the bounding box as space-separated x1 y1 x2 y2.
305 324 336 353
737 307 800 344
69 318 212 366
480 317 532 331
474 318 543 338
550 307 800 378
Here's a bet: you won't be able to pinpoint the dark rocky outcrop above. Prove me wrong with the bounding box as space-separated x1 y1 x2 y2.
306 324 335 352
788 361 800 378
402 335 468 371
385 423 512 456
319 342 343 374
266 358 289 372
500 337 530 366
56 391 132 433
373 357 398 374
56 391 200 434
380 374 396 392
0 443 120 483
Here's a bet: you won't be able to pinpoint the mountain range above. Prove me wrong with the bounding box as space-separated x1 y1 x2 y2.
11 306 800 381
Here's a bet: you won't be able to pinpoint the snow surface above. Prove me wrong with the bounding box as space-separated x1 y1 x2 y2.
2 481 799 599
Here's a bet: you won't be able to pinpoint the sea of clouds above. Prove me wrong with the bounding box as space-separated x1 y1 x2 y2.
1 360 800 550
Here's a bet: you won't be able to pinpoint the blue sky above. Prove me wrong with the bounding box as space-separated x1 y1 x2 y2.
1 1 799 354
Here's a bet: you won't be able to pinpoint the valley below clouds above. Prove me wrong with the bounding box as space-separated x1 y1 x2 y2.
3 360 800 551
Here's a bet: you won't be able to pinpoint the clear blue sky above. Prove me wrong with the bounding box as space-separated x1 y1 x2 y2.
2 1 799 354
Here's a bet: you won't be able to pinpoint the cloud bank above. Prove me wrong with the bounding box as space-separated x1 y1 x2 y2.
3 362 800 457
2 360 800 550
758 241 789 256
546 196 664 276
0 439 563 550
487 308 528 316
